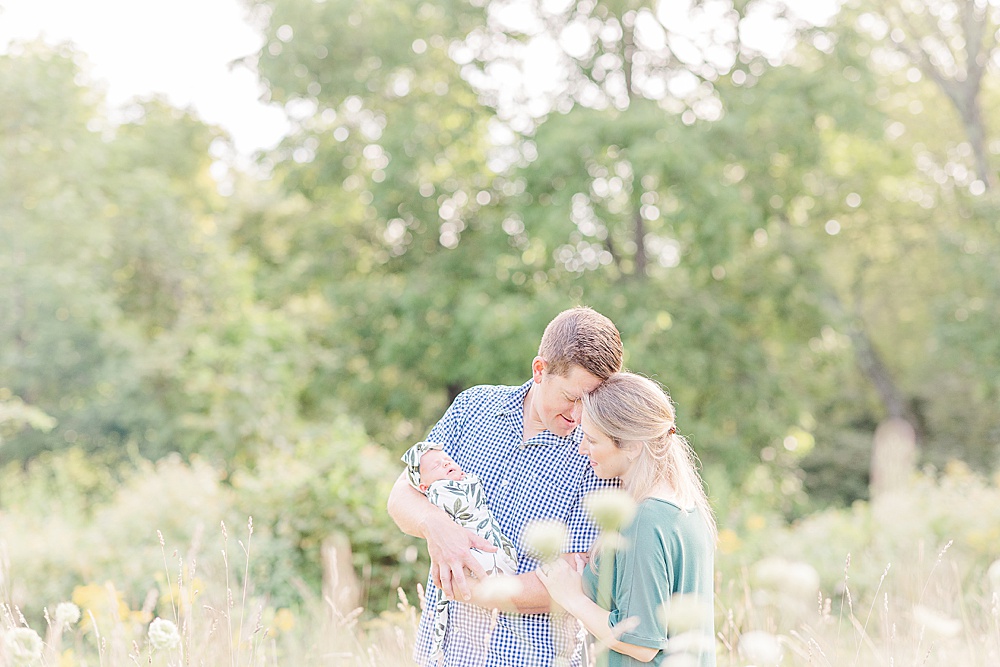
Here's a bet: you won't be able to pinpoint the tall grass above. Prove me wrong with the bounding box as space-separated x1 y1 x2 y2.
3 513 998 666
0 517 420 666
2 460 1000 665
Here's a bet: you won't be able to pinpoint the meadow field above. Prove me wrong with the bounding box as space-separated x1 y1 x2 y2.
2 453 998 667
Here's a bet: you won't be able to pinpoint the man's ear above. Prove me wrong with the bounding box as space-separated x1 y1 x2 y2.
531 356 546 383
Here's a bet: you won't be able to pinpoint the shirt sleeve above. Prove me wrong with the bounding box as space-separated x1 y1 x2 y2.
606 511 671 650
426 389 469 458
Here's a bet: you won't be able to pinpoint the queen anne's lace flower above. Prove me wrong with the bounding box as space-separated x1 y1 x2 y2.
738 630 783 666
583 489 636 533
751 556 819 598
913 604 962 638
4 627 44 666
54 602 81 629
148 617 181 651
474 575 524 607
521 518 567 563
661 592 713 634
988 559 1000 593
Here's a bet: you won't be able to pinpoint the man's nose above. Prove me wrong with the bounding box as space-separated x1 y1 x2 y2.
570 400 583 423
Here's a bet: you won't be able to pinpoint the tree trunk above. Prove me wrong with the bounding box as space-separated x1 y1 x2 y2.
322 533 360 617
958 90 996 190
890 0 997 190
621 17 648 278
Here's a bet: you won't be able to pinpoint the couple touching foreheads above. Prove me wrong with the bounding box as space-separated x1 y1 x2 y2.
388 307 717 667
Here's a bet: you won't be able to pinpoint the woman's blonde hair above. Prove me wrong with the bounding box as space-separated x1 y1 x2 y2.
582 372 717 541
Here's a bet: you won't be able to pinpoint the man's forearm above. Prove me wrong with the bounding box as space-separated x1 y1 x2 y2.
469 571 551 614
508 572 553 614
387 471 441 538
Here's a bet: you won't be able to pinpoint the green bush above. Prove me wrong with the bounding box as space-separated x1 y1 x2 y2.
230 416 426 612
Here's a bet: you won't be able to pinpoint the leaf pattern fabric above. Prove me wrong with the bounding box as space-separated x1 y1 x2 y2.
425 474 518 663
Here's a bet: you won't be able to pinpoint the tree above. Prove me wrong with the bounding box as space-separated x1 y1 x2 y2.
853 0 999 189
0 43 317 464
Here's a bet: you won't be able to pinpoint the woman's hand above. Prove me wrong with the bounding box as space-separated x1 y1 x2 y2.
535 556 585 609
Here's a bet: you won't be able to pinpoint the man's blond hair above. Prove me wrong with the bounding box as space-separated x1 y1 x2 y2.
538 307 623 380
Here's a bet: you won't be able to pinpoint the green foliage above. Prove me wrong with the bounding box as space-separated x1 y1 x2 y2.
0 394 56 446
231 417 426 610
719 464 1000 614
2 0 1000 642
0 437 423 616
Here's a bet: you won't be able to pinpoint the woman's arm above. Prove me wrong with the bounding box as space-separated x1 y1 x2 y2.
537 560 659 663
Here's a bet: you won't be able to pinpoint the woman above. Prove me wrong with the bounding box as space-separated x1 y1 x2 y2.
536 372 717 666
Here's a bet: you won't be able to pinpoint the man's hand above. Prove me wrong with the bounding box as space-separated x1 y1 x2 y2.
385 471 498 601
420 511 496 601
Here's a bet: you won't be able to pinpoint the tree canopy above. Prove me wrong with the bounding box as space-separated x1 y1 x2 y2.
2 0 998 516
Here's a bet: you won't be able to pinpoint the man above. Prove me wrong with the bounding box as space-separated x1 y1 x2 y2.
387 307 624 666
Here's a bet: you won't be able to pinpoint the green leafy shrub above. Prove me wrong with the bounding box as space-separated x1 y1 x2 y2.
231 416 426 612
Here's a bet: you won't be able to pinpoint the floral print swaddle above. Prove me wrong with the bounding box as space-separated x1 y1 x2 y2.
425 474 518 663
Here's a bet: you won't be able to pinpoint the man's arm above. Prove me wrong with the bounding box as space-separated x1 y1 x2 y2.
467 553 587 615
386 471 496 601
467 570 549 615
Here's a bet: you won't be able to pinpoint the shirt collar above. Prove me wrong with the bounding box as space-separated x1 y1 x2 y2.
497 380 533 416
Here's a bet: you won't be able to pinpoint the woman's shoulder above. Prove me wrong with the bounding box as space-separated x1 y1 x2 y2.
629 498 711 540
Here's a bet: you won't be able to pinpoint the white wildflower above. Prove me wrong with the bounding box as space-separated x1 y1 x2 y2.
660 654 700 667
54 602 81 629
738 630 783 665
752 557 819 598
475 576 524 607
148 617 181 651
987 559 1000 593
661 592 712 635
664 631 716 655
594 531 629 553
751 556 789 590
4 627 44 665
913 604 961 638
521 519 568 564
583 489 637 532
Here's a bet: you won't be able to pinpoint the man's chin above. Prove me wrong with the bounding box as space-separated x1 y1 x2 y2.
550 422 578 437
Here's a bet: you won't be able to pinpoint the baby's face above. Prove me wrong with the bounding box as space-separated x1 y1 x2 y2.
418 450 465 490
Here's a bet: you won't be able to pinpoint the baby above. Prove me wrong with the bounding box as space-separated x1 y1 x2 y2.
401 441 518 662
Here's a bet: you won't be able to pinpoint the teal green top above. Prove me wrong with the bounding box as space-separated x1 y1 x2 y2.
582 498 716 667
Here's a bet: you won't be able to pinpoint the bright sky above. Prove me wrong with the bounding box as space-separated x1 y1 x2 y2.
0 0 289 155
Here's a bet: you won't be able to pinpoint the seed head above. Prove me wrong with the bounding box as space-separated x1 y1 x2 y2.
148 617 181 651
583 489 636 532
4 627 43 665
521 519 568 564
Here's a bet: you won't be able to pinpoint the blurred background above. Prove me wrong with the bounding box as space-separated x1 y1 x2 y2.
1 0 999 664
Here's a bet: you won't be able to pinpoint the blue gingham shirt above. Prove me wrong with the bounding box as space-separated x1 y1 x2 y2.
413 381 612 667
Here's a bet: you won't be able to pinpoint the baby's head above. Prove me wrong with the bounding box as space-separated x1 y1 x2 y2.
401 440 466 493
417 449 465 491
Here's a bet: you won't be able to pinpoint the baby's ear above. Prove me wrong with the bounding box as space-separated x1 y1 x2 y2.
418 483 429 493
